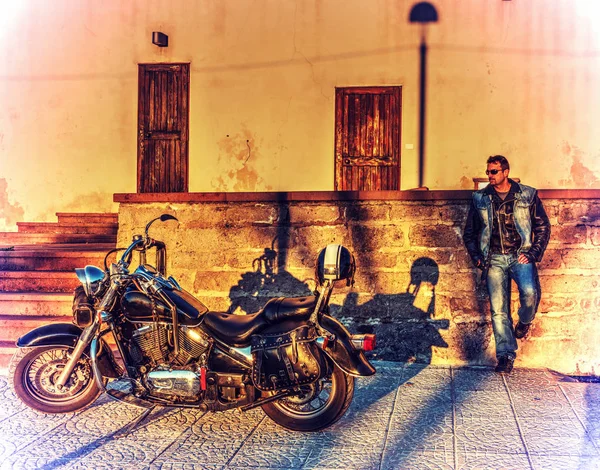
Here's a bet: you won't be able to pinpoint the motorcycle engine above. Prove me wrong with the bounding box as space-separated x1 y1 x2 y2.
129 324 212 367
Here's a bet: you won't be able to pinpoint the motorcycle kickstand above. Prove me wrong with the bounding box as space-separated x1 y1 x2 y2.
113 405 156 439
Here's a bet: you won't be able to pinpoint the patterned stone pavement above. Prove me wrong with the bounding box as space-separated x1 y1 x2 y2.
1 361 600 470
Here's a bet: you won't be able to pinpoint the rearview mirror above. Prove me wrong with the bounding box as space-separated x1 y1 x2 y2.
160 214 178 223
145 214 179 238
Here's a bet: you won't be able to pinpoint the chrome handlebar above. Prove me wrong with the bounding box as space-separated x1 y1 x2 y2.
118 236 145 268
118 213 178 269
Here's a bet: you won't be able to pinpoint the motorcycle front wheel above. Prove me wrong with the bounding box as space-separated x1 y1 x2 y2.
261 361 354 432
11 346 101 413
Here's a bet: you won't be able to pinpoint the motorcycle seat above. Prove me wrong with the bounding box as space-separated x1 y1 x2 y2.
203 295 317 347
262 296 316 323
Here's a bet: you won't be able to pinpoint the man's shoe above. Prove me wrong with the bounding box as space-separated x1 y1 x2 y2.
515 321 532 339
495 356 514 374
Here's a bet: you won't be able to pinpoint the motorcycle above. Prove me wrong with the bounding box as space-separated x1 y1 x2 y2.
10 214 376 431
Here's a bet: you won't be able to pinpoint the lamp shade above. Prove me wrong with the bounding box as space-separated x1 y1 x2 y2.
409 2 439 23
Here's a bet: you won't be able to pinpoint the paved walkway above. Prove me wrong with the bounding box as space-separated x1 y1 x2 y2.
1 361 599 469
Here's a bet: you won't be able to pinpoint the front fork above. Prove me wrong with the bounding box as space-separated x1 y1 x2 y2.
56 278 119 388
55 323 99 388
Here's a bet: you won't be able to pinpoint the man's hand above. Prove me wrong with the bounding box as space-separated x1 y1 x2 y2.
518 253 530 264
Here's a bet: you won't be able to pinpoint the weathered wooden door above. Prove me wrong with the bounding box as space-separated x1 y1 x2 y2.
137 63 189 193
335 86 401 191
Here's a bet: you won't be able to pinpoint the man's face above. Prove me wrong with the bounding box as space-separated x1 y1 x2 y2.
486 162 509 187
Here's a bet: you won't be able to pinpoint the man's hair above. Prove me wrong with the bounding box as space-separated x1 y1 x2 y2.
487 155 510 171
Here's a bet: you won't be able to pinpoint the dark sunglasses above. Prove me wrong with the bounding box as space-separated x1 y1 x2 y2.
485 169 504 175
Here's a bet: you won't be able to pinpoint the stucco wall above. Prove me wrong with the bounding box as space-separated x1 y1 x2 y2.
117 193 600 375
2 0 600 229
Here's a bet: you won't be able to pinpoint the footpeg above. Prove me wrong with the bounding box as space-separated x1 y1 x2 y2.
106 379 153 410
107 388 154 410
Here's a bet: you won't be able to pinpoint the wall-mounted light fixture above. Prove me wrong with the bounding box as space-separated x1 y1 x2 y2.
152 32 168 47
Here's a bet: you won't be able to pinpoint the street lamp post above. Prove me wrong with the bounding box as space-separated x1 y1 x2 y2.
409 2 439 189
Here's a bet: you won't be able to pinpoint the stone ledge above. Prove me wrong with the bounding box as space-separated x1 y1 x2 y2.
114 189 600 203
116 196 600 373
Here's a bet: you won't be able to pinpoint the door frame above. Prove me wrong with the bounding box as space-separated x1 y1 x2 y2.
137 63 190 193
334 86 402 191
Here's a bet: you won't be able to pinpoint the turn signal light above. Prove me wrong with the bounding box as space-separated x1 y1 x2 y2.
351 334 376 351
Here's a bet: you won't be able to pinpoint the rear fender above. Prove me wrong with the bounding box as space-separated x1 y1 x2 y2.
16 323 120 379
320 315 376 377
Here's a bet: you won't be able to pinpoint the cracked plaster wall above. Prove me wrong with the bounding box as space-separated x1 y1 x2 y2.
1 0 600 229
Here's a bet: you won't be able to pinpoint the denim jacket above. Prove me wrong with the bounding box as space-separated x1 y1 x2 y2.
463 180 551 266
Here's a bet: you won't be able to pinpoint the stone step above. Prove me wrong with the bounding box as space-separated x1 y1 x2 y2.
0 292 73 316
0 338 121 373
0 315 72 372
0 232 116 245
0 246 111 271
56 212 118 225
0 316 119 347
0 243 115 251
0 314 73 340
0 340 17 373
0 211 119 373
0 271 80 293
17 222 118 235
0 323 120 373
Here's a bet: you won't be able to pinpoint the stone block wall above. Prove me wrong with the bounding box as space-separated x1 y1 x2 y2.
117 194 600 375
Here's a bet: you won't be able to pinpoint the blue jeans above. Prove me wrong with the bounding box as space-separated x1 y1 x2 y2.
486 253 539 360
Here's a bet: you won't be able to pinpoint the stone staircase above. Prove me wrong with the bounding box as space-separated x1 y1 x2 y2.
0 213 117 371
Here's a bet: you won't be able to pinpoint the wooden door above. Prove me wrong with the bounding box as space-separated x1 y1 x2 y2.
335 86 401 191
137 63 189 193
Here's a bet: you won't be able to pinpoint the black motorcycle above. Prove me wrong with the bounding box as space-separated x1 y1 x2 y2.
10 214 376 431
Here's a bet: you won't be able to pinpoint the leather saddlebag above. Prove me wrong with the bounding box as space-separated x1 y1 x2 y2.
251 325 322 392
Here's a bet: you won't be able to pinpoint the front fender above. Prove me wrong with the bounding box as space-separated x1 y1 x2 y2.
16 323 120 379
320 315 376 377
17 323 82 348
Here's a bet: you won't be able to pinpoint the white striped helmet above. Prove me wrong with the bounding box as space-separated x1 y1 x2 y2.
315 244 355 286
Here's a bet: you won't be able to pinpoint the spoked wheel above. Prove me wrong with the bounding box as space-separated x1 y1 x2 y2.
261 362 354 431
11 346 101 413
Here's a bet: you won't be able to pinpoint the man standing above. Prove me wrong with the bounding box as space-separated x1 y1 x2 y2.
463 155 551 373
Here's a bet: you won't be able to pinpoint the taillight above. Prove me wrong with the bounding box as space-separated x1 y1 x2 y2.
351 334 376 351
200 366 207 390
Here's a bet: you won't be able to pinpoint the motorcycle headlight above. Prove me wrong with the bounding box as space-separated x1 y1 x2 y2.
75 266 106 297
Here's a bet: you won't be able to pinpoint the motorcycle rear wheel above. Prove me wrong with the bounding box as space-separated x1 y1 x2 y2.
261 362 354 431
11 346 101 413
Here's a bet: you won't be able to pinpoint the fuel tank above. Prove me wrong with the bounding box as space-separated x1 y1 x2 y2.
120 288 209 326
